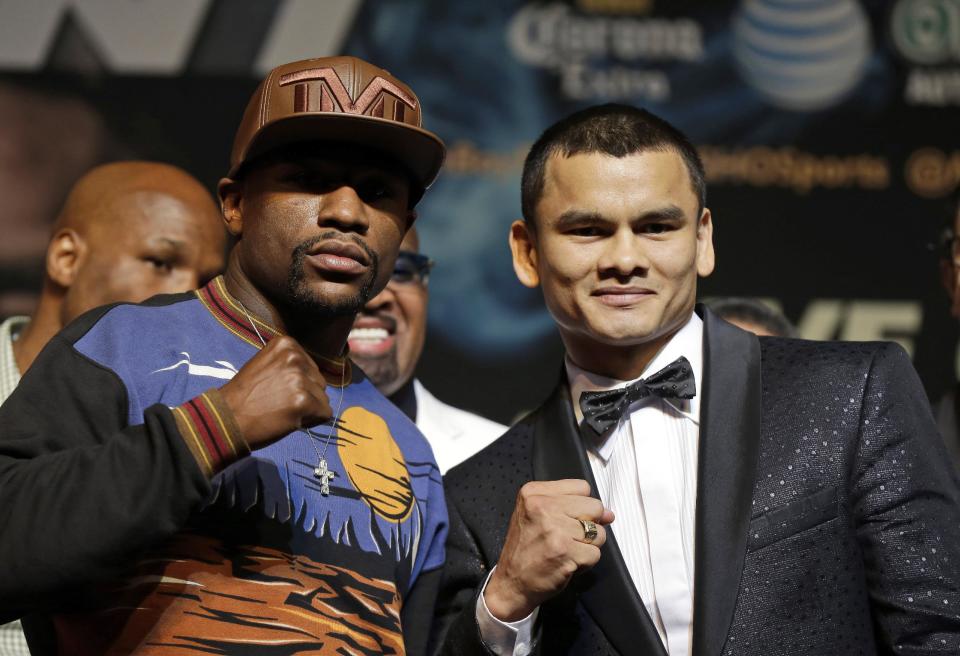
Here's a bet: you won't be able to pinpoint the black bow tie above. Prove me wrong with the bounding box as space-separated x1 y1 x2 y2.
578 356 696 436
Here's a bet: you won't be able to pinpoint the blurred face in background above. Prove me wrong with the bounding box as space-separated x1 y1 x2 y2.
349 228 429 396
58 187 227 324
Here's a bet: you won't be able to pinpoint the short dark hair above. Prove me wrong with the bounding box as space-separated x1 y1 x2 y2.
708 297 796 338
521 104 706 225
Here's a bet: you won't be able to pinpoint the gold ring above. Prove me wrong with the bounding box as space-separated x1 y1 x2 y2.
579 519 598 543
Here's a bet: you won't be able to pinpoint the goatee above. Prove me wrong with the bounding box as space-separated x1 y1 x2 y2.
284 232 380 318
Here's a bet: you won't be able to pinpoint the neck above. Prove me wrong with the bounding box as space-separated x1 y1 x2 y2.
12 289 64 374
222 253 352 362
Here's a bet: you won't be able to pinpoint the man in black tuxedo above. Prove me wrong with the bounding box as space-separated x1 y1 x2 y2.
430 104 960 656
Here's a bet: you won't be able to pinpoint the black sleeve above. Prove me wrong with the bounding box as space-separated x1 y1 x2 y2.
402 565 442 656
852 343 960 654
0 327 212 615
429 497 495 656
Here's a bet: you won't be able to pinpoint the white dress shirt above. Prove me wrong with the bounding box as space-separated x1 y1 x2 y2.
412 379 507 474
476 313 703 656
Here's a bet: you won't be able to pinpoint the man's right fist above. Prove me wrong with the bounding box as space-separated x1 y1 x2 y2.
483 479 614 622
218 336 332 448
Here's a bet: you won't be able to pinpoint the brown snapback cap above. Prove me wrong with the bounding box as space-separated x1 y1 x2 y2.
229 56 445 193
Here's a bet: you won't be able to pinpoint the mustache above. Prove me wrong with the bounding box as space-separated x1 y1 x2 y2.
292 231 378 266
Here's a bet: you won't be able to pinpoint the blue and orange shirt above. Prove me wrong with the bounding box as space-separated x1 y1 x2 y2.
11 277 447 654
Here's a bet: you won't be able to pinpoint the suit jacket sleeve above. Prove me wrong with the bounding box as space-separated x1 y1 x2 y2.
852 343 960 654
0 317 221 617
430 492 497 656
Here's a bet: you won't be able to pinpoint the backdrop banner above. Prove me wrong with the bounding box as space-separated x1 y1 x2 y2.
0 0 957 422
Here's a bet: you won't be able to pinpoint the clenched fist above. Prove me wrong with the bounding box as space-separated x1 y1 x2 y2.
484 479 614 622
218 336 332 448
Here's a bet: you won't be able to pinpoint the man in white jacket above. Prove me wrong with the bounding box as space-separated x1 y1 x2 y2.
349 228 506 473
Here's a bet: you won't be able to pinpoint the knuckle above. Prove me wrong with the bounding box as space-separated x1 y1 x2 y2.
523 493 541 512
584 546 602 567
589 499 604 518
290 392 310 412
545 534 568 558
283 350 305 368
270 335 293 352
560 559 578 577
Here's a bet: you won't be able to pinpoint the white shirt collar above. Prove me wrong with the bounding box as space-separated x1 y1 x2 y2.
565 313 704 459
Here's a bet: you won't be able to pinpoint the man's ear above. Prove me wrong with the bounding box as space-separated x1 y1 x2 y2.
46 229 86 289
218 177 244 237
509 220 540 288
695 207 715 278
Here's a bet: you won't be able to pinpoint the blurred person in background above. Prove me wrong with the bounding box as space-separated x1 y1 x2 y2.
0 160 226 656
349 226 506 474
0 81 117 319
936 190 960 468
707 297 796 338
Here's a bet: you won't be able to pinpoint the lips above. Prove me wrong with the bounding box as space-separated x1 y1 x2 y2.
348 317 396 357
592 286 655 307
306 240 371 276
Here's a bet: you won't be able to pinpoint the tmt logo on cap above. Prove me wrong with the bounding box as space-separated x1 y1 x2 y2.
279 67 418 124
229 56 445 195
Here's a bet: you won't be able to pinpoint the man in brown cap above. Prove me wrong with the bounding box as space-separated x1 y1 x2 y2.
0 56 447 656
0 160 226 656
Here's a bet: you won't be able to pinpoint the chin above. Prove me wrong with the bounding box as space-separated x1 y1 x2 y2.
288 282 369 317
584 312 660 342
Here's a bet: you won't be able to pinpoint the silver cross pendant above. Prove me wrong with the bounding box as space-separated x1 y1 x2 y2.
314 458 336 496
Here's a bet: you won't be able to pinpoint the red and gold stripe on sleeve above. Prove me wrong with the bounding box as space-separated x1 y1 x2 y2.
172 388 249 477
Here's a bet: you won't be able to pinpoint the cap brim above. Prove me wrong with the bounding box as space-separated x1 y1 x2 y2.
230 113 446 192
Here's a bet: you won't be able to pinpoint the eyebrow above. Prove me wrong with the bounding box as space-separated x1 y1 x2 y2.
150 237 187 251
553 205 687 230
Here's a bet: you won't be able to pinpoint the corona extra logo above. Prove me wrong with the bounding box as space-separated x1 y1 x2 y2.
278 68 417 122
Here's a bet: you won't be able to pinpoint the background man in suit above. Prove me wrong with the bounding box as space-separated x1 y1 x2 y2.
432 104 960 655
349 226 506 473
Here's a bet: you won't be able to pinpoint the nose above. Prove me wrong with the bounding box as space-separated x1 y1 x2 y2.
318 184 370 234
597 228 649 279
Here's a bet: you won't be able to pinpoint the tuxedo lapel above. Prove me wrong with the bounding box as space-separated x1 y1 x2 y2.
691 307 763 656
532 379 667 656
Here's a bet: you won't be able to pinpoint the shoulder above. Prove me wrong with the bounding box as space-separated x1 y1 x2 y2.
62 291 201 351
758 336 900 376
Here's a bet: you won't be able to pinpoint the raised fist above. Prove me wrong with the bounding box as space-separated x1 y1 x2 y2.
484 479 614 622
219 336 332 448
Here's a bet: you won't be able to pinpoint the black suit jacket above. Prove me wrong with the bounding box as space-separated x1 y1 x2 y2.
432 309 960 656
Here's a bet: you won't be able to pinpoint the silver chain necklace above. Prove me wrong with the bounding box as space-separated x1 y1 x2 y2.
238 301 346 496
